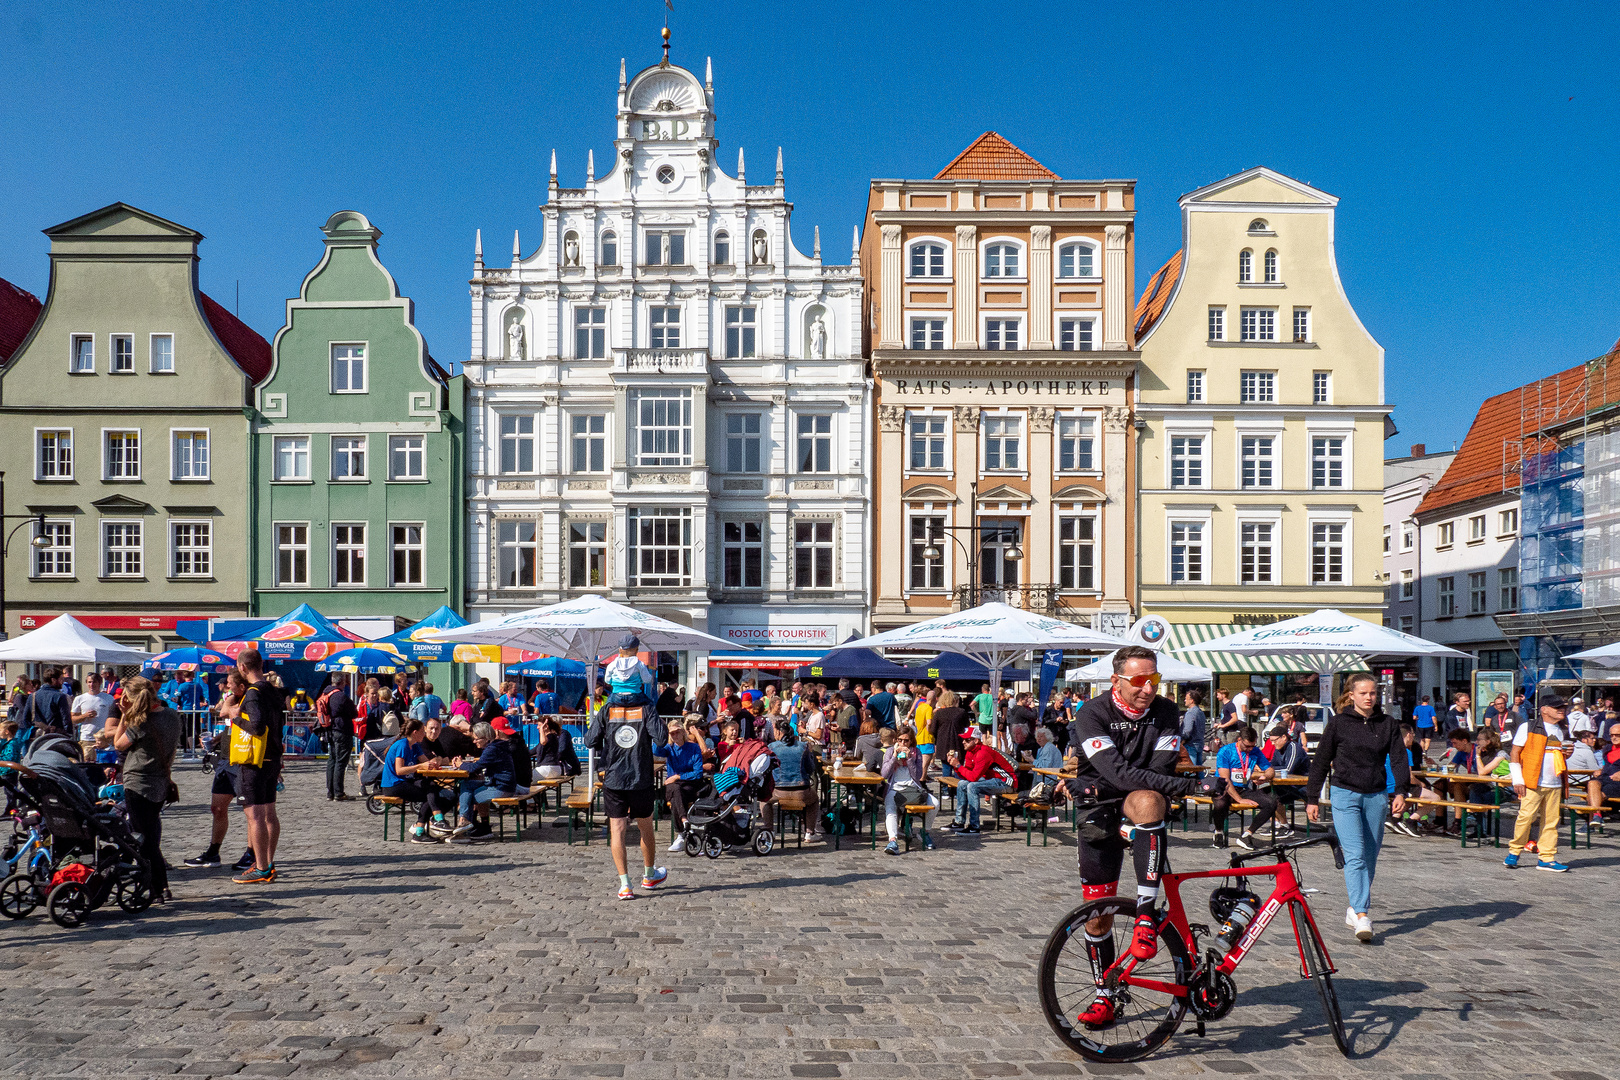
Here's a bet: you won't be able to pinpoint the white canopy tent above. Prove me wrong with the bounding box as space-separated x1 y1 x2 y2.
1069 650 1214 685
1566 641 1620 668
840 603 1133 739
0 615 154 666
1169 609 1468 706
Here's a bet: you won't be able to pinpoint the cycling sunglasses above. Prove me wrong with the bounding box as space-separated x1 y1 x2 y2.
1115 671 1162 690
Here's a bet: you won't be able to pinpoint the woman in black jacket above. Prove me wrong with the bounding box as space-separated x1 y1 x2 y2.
1305 672 1408 944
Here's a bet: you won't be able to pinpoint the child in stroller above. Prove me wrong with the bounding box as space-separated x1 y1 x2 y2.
679 743 777 858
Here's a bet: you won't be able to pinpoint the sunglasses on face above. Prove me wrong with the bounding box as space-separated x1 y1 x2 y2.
1116 672 1162 690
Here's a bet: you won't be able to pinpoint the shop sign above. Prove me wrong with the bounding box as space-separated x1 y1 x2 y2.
719 625 837 648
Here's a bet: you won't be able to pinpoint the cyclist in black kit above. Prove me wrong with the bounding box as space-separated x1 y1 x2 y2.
1066 645 1202 1029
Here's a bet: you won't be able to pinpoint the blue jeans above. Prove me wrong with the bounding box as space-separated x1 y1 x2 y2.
459 782 512 819
1184 739 1205 766
1330 787 1388 914
957 778 1010 827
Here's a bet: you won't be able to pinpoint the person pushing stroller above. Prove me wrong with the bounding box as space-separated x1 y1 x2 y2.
586 635 669 901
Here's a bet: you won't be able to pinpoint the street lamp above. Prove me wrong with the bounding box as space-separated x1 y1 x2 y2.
920 480 1026 609
0 471 49 644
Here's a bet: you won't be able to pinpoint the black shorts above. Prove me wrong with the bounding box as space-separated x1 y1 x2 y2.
239 761 279 806
603 786 654 820
1075 803 1127 899
212 767 240 798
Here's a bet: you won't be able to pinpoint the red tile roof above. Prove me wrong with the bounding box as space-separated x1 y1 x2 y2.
1414 339 1620 519
1133 250 1182 340
934 132 1058 181
0 276 43 364
200 292 272 384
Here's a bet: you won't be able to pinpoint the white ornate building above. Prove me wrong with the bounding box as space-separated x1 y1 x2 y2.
464 44 867 687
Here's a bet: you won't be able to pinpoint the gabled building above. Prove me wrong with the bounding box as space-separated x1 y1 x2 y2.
0 203 269 653
253 211 466 687
1134 168 1388 698
463 40 866 688
862 132 1138 635
1382 442 1457 716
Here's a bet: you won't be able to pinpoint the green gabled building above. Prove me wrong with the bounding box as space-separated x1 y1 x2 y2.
253 211 466 689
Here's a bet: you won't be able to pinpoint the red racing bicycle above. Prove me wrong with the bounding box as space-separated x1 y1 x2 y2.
1038 831 1350 1061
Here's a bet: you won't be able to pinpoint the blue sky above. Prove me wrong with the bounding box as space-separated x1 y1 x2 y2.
2 0 1616 454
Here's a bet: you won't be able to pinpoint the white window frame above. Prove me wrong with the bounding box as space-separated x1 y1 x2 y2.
273 522 310 587
906 237 951 280
981 238 1026 280
1057 316 1095 352
1240 307 1277 342
1402 521 1415 551
1186 370 1205 403
627 506 693 587
796 413 834 474
31 519 73 578
149 332 175 373
1437 574 1456 616
648 305 682 349
70 333 95 374
1056 241 1099 280
1294 307 1312 343
568 519 609 589
1310 433 1347 489
1499 508 1519 537
1238 249 1253 283
906 509 949 593
171 428 210 481
712 230 731 266
1055 512 1098 592
1056 413 1097 473
1401 568 1415 600
496 519 538 589
330 342 367 394
982 412 1024 473
1207 307 1225 341
1313 370 1331 404
1238 432 1278 489
723 411 764 474
908 314 947 350
1263 249 1279 284
792 518 837 590
1400 615 1415 634
1500 567 1519 611
633 389 693 467
719 518 766 590
110 333 134 373
1167 514 1211 584
330 434 368 482
100 518 144 579
570 413 608 474
1469 570 1489 614
331 521 368 588
643 230 687 267
102 428 141 481
272 435 311 482
389 522 426 587
497 413 538 475
907 410 949 473
983 316 1022 351
1236 515 1280 585
574 306 607 359
1308 515 1352 586
169 519 213 579
1436 521 1455 549
388 434 426 481
724 305 757 359
1467 514 1486 542
599 230 618 267
1166 430 1209 489
1239 370 1276 403
36 428 73 480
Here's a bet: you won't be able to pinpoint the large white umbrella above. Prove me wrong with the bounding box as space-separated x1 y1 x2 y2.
1565 641 1620 668
1070 650 1213 684
1169 608 1467 706
840 603 1132 739
418 594 743 787
0 614 154 666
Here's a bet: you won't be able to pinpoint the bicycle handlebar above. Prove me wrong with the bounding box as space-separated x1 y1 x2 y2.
1228 831 1344 870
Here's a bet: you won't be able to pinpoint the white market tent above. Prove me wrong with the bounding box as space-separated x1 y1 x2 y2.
1566 641 1620 668
1069 650 1213 684
1170 608 1468 705
840 602 1133 738
0 614 155 666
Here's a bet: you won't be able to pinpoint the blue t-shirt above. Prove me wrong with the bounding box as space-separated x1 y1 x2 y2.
1413 704 1436 729
866 692 896 729
1215 742 1263 789
409 694 444 721
655 740 704 781
174 682 208 710
531 691 558 716
381 737 422 788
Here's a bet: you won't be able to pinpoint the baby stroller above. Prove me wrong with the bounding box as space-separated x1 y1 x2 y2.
360 738 394 815
680 749 777 858
0 734 151 927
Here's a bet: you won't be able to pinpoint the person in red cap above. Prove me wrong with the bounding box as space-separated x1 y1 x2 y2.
945 723 1017 833
493 716 533 791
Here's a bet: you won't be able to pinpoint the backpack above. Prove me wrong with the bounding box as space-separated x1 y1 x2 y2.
315 688 335 729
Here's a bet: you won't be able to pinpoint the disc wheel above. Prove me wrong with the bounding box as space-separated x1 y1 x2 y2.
681 830 703 858
1037 898 1191 1062
703 835 724 859
1293 900 1350 1056
46 881 89 929
0 873 40 919
752 829 775 856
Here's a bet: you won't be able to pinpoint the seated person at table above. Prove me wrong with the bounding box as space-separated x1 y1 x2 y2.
849 719 880 768
603 635 656 711
1598 733 1620 818
945 724 1018 833
1566 728 1606 829
1264 725 1308 832
423 717 476 762
533 717 579 780
1476 728 1509 777
1389 724 1441 836
380 719 454 843
1032 726 1070 821
715 720 742 764
682 717 714 768
1212 726 1280 850
657 722 707 853
863 726 895 772
450 721 517 842
495 717 532 792
766 718 823 841
881 731 936 854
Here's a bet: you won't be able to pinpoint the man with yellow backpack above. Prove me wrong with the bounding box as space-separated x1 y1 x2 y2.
229 649 286 885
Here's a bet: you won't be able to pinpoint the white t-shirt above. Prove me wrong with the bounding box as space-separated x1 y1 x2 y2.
72 691 115 741
1512 720 1567 789
1230 692 1250 724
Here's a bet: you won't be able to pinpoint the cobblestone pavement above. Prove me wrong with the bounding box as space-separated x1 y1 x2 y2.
1 761 1615 1079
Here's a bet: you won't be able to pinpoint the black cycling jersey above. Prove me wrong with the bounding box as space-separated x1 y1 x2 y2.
1066 694 1196 803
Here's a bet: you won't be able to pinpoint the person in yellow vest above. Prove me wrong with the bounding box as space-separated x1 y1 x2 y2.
1505 695 1572 872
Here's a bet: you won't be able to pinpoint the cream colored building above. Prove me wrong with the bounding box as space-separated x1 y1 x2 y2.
861 133 1138 635
1133 167 1387 677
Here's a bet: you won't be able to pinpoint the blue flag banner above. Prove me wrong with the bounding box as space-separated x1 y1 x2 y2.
1038 649 1065 707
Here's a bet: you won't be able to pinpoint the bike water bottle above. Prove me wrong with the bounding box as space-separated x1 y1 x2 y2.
1217 898 1257 950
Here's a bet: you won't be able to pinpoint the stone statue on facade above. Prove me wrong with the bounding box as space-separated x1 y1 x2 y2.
810 316 827 359
563 234 580 266
507 319 525 361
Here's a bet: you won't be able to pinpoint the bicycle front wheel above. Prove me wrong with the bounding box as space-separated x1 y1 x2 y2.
1293 899 1350 1056
1038 897 1191 1062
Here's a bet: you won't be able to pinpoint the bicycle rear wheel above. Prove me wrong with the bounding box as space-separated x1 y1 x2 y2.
1292 899 1350 1056
1038 897 1191 1062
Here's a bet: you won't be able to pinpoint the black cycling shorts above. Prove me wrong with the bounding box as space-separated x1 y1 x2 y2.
239 762 279 807
211 767 240 798
1075 802 1126 900
603 786 655 820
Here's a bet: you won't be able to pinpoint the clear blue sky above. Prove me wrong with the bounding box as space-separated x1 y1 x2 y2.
3 0 1616 455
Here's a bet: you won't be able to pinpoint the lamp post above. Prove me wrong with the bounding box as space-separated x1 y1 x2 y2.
0 472 51 645
921 481 1024 609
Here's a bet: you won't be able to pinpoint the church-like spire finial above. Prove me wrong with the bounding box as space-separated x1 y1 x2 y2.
511 229 521 267
813 225 821 259
548 150 558 192
775 147 784 186
618 57 626 90
737 147 745 183
851 225 861 269
660 25 670 67
705 56 713 90
587 149 595 183
474 228 484 270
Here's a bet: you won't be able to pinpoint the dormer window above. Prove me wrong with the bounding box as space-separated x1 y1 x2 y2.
600 231 618 266
1057 242 1096 278
1238 249 1253 283
714 231 731 265
644 230 686 267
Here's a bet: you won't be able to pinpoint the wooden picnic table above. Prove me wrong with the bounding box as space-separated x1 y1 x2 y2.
416 767 469 781
826 764 885 851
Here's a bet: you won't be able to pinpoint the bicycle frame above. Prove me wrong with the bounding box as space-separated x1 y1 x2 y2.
1109 856 1335 996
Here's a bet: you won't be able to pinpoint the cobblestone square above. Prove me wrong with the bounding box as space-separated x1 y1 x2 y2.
1 762 1613 1080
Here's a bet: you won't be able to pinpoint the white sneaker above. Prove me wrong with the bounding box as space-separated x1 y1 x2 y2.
668 834 686 854
1353 913 1373 942
1344 907 1358 934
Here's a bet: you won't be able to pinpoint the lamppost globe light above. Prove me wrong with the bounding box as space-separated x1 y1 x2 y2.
922 545 942 561
30 534 48 548
1008 546 1024 561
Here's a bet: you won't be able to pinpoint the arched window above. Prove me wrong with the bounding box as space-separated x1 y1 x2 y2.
909 241 945 277
1248 219 1269 233
600 231 617 267
984 243 1021 278
713 231 731 265
1057 242 1096 279
1238 249 1253 283
1263 249 1278 283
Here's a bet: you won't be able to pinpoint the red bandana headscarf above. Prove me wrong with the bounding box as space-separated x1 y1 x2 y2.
1111 690 1147 721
